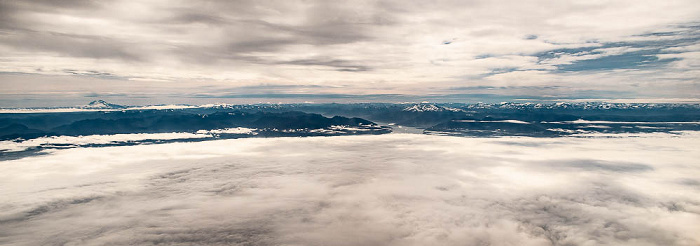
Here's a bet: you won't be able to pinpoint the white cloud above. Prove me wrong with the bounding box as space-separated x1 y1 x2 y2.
1 133 699 245
0 129 257 153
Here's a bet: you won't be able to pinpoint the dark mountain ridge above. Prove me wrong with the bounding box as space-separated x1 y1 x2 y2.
0 110 384 140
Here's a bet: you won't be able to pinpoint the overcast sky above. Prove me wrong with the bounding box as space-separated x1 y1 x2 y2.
0 0 699 106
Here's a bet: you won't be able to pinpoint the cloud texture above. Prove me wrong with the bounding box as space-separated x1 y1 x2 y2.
1 133 699 245
0 0 698 106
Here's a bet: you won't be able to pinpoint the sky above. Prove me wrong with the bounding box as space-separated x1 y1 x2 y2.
0 0 699 106
1 133 699 245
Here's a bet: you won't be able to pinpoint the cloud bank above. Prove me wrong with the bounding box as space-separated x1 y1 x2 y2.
1 133 699 245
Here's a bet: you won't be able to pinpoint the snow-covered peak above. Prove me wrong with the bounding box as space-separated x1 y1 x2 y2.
403 104 463 112
84 100 125 109
403 104 441 112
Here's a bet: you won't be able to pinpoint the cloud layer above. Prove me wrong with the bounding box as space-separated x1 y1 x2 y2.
0 0 699 106
1 133 699 245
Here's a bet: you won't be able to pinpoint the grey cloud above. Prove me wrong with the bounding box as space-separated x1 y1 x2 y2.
190 93 403 99
2 0 100 10
679 179 700 187
224 38 296 54
222 84 338 94
22 196 103 221
449 85 563 90
0 0 384 65
235 84 330 90
175 1 393 55
166 12 228 25
525 34 538 40
546 159 654 172
83 92 129 98
0 31 143 61
282 57 373 72
62 69 125 79
0 0 102 30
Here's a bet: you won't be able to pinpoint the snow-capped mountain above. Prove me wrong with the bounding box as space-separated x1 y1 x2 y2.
403 103 463 112
83 100 126 109
462 102 700 110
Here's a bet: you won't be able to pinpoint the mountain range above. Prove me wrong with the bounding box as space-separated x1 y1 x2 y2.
2 100 699 141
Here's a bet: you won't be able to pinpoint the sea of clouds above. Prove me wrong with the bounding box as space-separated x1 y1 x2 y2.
1 133 699 245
